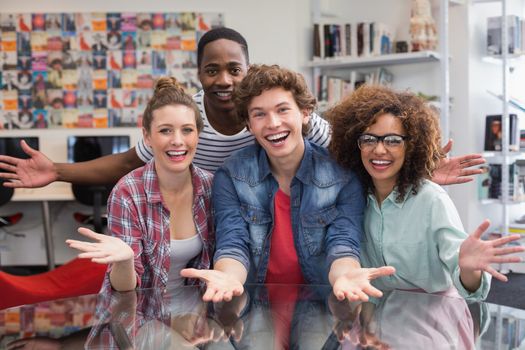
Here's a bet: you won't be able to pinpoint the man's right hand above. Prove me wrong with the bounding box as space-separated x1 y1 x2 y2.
180 268 244 303
0 140 57 188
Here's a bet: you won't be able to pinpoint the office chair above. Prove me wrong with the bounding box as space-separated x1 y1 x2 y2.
72 185 111 233
0 185 24 233
70 137 113 233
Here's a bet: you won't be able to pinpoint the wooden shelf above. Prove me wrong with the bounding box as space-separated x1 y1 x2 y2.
307 51 441 69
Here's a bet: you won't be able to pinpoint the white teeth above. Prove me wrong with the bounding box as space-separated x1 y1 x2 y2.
266 132 289 141
216 92 231 97
167 151 186 156
371 160 391 165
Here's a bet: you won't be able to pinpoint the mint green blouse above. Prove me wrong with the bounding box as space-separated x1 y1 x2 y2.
361 180 490 302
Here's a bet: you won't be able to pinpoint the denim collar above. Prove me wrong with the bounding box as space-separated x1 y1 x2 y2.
253 139 341 187
255 139 311 183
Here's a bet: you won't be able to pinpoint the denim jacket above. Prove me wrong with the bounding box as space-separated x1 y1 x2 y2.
212 140 364 285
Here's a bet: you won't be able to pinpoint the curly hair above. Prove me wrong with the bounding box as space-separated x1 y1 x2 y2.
326 85 443 202
232 64 316 135
142 76 203 133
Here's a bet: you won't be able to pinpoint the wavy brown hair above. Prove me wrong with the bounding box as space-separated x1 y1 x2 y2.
232 64 316 135
326 85 443 202
142 77 203 133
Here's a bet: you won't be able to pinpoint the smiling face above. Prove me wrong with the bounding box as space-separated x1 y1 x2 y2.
143 104 199 177
360 113 406 197
246 87 309 169
198 39 248 115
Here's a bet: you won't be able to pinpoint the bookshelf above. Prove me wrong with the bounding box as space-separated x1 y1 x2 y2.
474 0 525 249
308 0 451 140
307 51 441 69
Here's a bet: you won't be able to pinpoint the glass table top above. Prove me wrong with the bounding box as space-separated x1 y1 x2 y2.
0 284 523 349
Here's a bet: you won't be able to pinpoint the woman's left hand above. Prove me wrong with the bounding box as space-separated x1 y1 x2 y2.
459 219 525 281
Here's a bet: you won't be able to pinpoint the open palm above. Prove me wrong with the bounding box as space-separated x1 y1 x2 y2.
333 266 395 302
66 227 134 264
180 268 244 303
432 140 485 186
459 219 525 281
0 140 57 188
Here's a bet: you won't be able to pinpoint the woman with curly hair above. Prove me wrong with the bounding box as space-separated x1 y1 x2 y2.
327 85 524 301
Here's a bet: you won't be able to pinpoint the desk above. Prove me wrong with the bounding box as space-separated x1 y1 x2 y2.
11 183 74 271
0 286 522 349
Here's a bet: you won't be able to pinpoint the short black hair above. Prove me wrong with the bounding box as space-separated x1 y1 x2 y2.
197 27 249 69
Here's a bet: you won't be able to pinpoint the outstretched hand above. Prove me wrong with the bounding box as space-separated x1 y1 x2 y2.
459 219 525 282
332 266 395 302
432 139 486 186
66 227 134 264
180 268 244 303
0 140 57 188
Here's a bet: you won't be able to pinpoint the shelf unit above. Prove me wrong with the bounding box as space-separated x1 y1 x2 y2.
474 1 525 348
475 0 523 240
308 0 452 141
307 51 441 68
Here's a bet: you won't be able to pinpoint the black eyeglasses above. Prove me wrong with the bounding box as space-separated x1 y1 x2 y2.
357 133 408 150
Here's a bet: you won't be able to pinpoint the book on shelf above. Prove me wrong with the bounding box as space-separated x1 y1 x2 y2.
487 15 524 56
478 165 491 200
313 23 321 58
317 68 394 106
481 161 525 202
484 114 518 152
312 21 392 60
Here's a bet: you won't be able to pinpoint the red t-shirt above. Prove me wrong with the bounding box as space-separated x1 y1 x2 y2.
265 189 306 285
265 189 305 350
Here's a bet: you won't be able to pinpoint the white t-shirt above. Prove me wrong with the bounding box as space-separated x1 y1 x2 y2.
167 235 202 288
136 90 332 173
167 235 203 316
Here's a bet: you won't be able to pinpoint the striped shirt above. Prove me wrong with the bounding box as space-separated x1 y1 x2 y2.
136 90 331 173
101 161 214 292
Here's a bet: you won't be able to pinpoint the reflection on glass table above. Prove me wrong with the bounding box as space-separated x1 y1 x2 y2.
0 284 523 349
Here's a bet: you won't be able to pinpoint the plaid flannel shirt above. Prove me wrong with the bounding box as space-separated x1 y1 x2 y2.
101 161 214 293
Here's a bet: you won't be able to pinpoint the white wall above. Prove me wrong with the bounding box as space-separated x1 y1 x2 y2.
0 0 313 265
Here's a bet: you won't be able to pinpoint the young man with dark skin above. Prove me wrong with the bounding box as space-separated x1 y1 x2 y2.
0 27 483 188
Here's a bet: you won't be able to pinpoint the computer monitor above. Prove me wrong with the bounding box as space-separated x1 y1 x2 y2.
0 137 39 159
67 135 130 163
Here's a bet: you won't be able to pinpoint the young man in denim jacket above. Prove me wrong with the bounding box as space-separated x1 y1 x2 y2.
182 65 394 304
